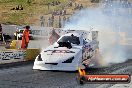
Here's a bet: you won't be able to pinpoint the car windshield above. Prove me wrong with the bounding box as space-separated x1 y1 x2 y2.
58 36 80 45
19 30 32 34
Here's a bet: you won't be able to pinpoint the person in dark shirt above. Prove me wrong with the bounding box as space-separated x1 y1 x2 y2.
0 24 2 32
0 24 3 41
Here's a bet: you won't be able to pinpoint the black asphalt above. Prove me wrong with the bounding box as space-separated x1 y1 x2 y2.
0 59 131 88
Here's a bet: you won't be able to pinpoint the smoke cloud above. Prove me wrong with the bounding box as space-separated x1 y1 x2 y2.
63 1 132 66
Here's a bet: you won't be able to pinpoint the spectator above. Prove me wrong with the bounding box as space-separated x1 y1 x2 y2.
19 5 23 10
48 17 51 27
11 7 15 10
74 4 80 10
66 17 70 22
0 24 2 32
47 3 50 11
68 1 72 7
62 16 66 27
79 4 83 10
51 14 54 20
60 10 62 15
51 19 54 27
76 4 80 9
0 24 3 42
75 3 77 7
56 1 60 5
63 16 66 21
64 9 66 15
40 16 45 27
62 9 66 15
58 16 61 28
16 5 19 10
51 1 55 6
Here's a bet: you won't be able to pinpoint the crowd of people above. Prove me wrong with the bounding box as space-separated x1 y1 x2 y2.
74 3 83 10
11 5 23 10
0 1 84 49
40 0 84 28
40 15 70 28
52 9 67 16
49 1 61 6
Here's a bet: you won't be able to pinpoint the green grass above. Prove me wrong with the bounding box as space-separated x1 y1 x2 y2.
0 0 71 25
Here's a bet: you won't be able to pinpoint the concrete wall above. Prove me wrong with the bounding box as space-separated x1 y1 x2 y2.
0 49 25 64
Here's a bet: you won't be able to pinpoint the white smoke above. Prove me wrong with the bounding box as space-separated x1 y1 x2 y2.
63 1 132 66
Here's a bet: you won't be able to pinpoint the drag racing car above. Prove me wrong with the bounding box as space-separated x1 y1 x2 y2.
33 30 99 71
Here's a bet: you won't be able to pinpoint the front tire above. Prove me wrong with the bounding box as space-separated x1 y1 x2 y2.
76 74 85 85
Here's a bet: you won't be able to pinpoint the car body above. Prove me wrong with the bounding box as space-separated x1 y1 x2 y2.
33 30 99 71
14 28 33 40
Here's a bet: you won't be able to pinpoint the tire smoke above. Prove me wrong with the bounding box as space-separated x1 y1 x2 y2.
63 1 132 66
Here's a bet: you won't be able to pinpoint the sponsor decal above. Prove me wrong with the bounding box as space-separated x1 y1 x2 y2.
84 74 130 83
0 51 24 60
77 68 130 84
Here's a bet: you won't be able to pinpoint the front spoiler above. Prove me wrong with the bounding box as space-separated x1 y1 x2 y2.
33 61 84 71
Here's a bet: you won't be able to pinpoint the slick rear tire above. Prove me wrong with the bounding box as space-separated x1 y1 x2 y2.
76 75 84 85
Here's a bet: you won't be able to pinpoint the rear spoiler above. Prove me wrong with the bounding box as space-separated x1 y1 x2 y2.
60 30 98 41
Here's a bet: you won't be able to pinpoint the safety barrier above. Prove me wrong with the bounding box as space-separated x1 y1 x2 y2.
0 49 25 64
2 24 62 36
2 24 62 38
24 49 40 61
0 48 40 64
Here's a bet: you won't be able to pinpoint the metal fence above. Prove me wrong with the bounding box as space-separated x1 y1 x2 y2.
2 24 62 37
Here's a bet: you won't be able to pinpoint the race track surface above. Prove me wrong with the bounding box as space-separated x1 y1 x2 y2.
0 59 132 88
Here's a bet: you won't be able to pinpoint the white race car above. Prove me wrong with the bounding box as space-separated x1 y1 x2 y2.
33 30 99 71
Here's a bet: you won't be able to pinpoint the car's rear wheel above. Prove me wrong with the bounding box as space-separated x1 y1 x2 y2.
76 74 85 85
